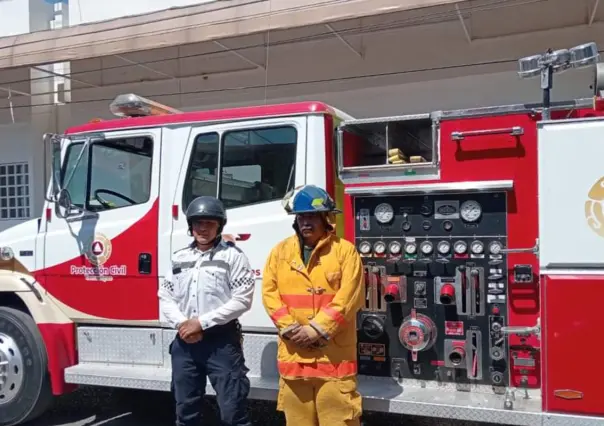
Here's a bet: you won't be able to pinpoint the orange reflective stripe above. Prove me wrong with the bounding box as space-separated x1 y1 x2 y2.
280 294 334 309
271 306 289 322
278 361 357 378
321 306 347 325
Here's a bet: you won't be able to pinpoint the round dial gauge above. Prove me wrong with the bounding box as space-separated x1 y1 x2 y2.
374 203 395 224
489 241 503 255
389 241 402 255
374 241 387 255
470 240 484 254
437 240 451 255
404 242 417 255
453 240 467 254
460 200 482 222
420 241 433 255
358 241 372 254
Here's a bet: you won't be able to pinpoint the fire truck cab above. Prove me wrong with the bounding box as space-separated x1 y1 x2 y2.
1 43 604 426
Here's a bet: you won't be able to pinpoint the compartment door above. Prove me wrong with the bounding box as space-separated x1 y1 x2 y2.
538 117 604 271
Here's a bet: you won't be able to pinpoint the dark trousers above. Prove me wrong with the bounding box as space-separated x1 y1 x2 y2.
170 322 252 426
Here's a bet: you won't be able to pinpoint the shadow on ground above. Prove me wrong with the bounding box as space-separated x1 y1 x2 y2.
26 386 511 426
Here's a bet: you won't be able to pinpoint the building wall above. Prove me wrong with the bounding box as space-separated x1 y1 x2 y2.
0 123 39 231
59 67 596 128
0 0 59 232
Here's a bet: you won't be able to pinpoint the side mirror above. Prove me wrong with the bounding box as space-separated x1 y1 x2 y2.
55 188 73 219
43 133 64 201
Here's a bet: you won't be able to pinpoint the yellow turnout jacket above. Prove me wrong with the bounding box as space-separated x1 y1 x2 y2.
262 232 365 380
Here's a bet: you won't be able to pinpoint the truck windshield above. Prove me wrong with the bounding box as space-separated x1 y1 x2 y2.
60 137 153 212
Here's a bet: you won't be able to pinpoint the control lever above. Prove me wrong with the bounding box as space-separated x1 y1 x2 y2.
375 267 387 311
369 267 379 311
499 238 539 255
456 266 468 315
471 268 481 315
455 266 484 316
500 318 541 340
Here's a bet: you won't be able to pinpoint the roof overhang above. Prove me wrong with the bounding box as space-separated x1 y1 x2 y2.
0 0 467 69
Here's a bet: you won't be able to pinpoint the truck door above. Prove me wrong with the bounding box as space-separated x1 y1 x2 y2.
538 116 604 416
41 129 162 322
170 117 307 331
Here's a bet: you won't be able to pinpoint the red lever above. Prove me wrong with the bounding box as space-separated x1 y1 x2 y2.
439 283 455 304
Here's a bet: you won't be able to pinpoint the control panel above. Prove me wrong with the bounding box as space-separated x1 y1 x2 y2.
355 192 509 389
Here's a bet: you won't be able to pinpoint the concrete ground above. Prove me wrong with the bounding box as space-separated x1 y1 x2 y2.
27 386 511 426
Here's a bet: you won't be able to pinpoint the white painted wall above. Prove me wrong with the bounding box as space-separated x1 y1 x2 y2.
0 0 59 232
0 123 40 232
0 0 29 37
68 0 217 26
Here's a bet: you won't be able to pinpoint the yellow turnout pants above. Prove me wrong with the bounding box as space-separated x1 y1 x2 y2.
276 375 362 426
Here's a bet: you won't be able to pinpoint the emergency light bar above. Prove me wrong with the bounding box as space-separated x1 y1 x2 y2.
517 42 600 119
109 93 183 118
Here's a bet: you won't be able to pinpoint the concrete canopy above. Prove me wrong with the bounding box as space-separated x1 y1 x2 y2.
0 0 475 70
0 0 603 126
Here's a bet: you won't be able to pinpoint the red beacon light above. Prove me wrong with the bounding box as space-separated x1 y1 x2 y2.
109 93 183 118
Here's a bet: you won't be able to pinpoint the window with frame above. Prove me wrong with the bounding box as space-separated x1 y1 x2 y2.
0 163 30 220
182 125 297 210
61 136 154 212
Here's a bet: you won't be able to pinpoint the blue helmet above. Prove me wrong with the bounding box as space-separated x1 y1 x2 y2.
281 185 341 215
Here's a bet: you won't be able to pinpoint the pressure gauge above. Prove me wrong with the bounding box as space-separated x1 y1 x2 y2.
489 241 503 255
453 240 467 254
470 240 484 254
460 200 482 223
373 241 387 255
404 242 417 255
374 203 395 224
437 240 451 255
420 241 433 255
358 241 372 255
389 241 402 255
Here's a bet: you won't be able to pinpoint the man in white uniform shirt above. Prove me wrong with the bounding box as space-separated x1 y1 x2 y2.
158 196 255 426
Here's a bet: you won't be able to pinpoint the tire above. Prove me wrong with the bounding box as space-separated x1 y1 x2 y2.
0 307 53 426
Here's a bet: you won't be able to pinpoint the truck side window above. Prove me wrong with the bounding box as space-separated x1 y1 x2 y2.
61 142 88 208
220 126 297 209
61 137 154 212
182 132 219 208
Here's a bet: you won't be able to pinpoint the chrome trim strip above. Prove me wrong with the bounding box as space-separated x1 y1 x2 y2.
344 180 514 196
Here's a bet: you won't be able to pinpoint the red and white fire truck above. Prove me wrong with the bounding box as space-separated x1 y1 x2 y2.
1 43 604 426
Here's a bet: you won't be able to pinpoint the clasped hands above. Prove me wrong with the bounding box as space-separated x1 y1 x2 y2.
284 324 326 349
178 318 203 343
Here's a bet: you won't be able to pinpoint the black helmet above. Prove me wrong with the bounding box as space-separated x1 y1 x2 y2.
185 196 227 234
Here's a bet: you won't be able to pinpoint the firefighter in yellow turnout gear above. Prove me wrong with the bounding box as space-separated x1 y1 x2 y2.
262 185 366 426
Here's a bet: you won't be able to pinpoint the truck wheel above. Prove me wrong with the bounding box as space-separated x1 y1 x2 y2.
0 307 53 426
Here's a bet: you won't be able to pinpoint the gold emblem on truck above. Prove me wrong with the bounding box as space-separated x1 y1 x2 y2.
585 177 604 238
85 233 113 266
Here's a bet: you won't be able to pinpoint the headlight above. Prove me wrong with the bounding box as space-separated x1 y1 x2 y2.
0 247 14 261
